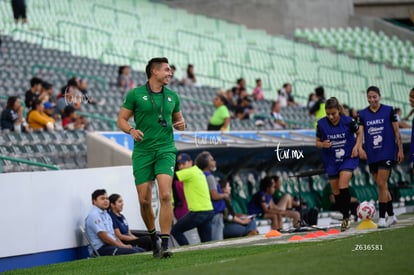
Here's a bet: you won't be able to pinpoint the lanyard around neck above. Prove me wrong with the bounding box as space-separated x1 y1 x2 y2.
146 82 164 119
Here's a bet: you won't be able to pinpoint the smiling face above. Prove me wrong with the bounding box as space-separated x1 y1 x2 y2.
153 62 172 86
326 107 340 125
367 90 381 110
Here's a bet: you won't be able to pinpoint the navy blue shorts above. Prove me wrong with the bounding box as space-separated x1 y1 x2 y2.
326 157 359 179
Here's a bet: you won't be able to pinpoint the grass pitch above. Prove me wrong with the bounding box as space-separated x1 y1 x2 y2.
5 225 413 275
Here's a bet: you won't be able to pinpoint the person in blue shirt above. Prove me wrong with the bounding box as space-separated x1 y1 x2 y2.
108 194 152 251
357 86 404 228
85 189 144 256
316 97 363 231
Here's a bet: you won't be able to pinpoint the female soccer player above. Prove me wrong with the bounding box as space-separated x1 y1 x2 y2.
316 97 362 231
358 86 404 228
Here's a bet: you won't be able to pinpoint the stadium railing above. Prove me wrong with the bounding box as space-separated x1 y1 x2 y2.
0 155 60 173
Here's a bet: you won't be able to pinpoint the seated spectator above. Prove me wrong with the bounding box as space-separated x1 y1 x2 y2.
56 79 77 116
225 88 238 116
169 65 180 86
322 184 360 221
117 65 134 94
394 107 411 129
78 78 97 105
41 81 56 105
271 176 302 225
181 64 197 86
248 176 300 231
196 151 228 241
307 92 317 110
27 99 55 131
85 189 144 256
24 77 44 111
108 194 152 251
207 94 230 132
270 100 287 129
62 105 85 130
43 102 58 119
220 179 258 238
278 83 298 107
1 96 29 133
170 153 214 246
172 164 189 220
235 96 255 120
252 78 264 101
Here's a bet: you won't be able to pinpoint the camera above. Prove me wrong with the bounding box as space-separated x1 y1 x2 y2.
158 118 167 127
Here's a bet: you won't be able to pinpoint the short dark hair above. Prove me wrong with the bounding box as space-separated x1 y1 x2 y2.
91 189 106 202
63 105 76 117
42 81 53 90
145 57 169 79
30 77 43 87
367 86 381 96
315 86 325 97
195 151 211 170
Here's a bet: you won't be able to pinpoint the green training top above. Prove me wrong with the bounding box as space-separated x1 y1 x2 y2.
123 84 181 152
209 105 230 127
176 165 213 212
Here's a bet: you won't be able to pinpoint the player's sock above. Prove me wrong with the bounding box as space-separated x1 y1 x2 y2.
378 202 387 218
339 188 350 219
386 200 394 217
160 234 170 250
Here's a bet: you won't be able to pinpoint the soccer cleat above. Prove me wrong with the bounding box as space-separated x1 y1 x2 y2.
386 215 397 227
152 237 162 258
340 218 351 232
377 218 388 228
153 247 173 259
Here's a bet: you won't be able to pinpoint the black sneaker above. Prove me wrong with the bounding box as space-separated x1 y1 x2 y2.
153 247 173 259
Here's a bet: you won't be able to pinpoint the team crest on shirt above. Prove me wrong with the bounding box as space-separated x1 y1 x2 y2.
167 96 172 102
142 96 148 100
94 219 101 224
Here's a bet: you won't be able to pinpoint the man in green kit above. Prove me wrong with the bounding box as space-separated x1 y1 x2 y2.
117 57 186 258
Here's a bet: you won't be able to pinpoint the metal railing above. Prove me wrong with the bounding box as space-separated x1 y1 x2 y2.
0 155 60 173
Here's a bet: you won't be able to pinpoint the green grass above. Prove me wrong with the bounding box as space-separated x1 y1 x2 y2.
5 226 413 275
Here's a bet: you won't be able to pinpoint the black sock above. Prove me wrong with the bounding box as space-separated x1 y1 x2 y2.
148 229 157 243
338 188 350 219
334 194 340 211
160 234 169 250
379 202 387 218
386 200 394 216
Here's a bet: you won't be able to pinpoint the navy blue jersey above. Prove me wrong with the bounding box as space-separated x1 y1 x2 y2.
357 104 398 164
317 115 358 168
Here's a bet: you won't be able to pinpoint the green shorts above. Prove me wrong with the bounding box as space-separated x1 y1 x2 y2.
132 149 176 185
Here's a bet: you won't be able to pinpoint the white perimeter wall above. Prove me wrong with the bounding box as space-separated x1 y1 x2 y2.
0 166 158 258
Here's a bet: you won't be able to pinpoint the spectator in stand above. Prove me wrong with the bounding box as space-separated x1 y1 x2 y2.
277 83 294 108
108 193 152 251
0 96 29 133
56 79 77 116
43 102 59 120
78 78 98 105
207 94 230 132
394 107 411 129
409 88 414 178
236 78 246 97
235 96 255 120
85 189 144 256
181 64 197 86
309 86 326 128
252 78 264 101
270 100 287 129
307 92 317 110
62 105 84 130
117 65 134 94
225 88 238 117
25 77 45 111
11 0 27 24
195 151 228 241
27 99 55 131
170 153 214 245
41 81 56 105
220 179 258 239
169 65 180 86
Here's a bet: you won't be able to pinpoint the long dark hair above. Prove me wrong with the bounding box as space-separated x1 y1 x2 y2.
6 96 19 110
325 97 344 115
